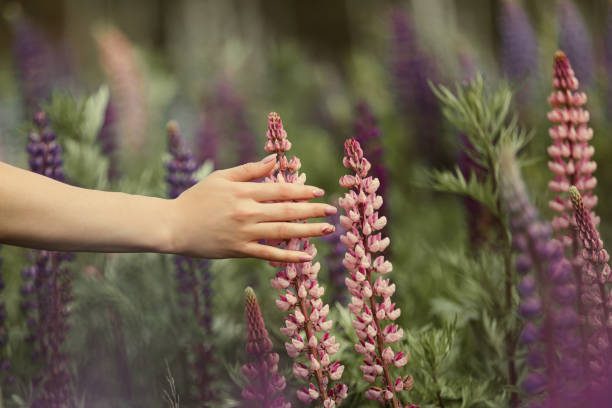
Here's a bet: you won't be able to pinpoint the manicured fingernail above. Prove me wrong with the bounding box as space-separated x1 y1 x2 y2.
313 188 325 197
322 225 335 234
299 255 313 262
262 154 277 163
324 205 337 215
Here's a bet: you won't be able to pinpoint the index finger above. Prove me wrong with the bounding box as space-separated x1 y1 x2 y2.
238 182 325 202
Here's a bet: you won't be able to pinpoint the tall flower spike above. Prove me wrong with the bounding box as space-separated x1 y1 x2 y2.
164 121 216 403
0 247 12 387
558 0 595 87
547 51 598 368
94 26 147 152
499 0 538 103
265 112 348 407
321 211 348 305
24 111 75 408
501 151 580 407
339 138 414 408
242 287 290 408
569 186 612 391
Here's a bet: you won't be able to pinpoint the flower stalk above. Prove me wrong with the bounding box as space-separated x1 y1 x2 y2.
265 112 347 407
338 138 413 407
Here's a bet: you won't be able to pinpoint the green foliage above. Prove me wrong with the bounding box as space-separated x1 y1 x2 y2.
44 88 110 190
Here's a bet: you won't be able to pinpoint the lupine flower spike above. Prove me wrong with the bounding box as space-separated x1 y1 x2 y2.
24 111 75 408
165 121 215 403
547 51 598 369
242 287 290 408
569 186 612 391
265 112 348 407
0 247 11 386
339 138 413 407
500 150 579 407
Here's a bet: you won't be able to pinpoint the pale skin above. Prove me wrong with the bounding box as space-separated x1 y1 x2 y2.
0 154 337 263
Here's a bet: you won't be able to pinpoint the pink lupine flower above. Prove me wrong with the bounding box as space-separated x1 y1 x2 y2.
264 112 348 407
547 50 598 378
548 51 598 242
242 287 290 408
338 138 414 408
568 187 612 389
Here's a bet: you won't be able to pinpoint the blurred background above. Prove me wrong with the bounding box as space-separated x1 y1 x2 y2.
0 0 611 407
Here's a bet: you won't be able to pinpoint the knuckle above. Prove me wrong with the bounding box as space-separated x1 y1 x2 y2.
231 204 256 221
276 223 290 237
278 184 293 198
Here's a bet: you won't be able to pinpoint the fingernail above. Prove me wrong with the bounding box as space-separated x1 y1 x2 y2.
324 205 337 215
313 188 325 197
299 255 313 262
262 154 277 163
322 225 335 234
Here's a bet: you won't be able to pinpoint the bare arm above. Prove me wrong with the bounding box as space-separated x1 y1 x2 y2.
0 156 337 262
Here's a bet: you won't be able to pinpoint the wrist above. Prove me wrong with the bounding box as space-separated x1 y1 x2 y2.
149 197 181 255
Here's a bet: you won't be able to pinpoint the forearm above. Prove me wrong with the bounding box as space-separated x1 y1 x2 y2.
0 162 171 253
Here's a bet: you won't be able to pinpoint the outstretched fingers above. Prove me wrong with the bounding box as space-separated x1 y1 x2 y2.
244 242 313 263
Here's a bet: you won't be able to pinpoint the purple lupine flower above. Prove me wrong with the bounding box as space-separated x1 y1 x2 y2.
265 112 348 407
23 111 75 408
321 212 348 305
499 0 538 102
165 121 216 403
339 139 414 407
8 13 54 115
97 99 119 181
242 287 290 408
390 7 446 166
354 102 389 220
558 0 595 87
500 151 580 407
196 80 256 168
569 187 612 396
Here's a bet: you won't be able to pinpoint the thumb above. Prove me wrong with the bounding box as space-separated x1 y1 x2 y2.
216 154 277 181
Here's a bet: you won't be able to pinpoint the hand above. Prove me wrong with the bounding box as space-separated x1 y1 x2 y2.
167 155 337 262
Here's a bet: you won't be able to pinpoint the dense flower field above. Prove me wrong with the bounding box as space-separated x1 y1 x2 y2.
2 1 612 407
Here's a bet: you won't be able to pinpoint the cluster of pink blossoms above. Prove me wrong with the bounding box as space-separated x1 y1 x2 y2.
547 50 598 245
264 112 348 407
338 138 413 407
242 287 290 408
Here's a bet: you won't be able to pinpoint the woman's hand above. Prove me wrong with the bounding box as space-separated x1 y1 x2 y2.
167 155 337 262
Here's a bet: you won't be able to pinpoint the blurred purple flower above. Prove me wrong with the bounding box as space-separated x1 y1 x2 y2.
354 102 389 220
165 121 216 403
501 151 580 407
499 0 538 101
97 99 119 181
9 14 54 115
321 212 347 305
24 111 75 407
196 80 255 168
0 249 13 387
390 7 446 166
558 0 595 87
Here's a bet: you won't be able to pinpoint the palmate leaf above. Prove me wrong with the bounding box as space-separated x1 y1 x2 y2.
427 167 498 217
